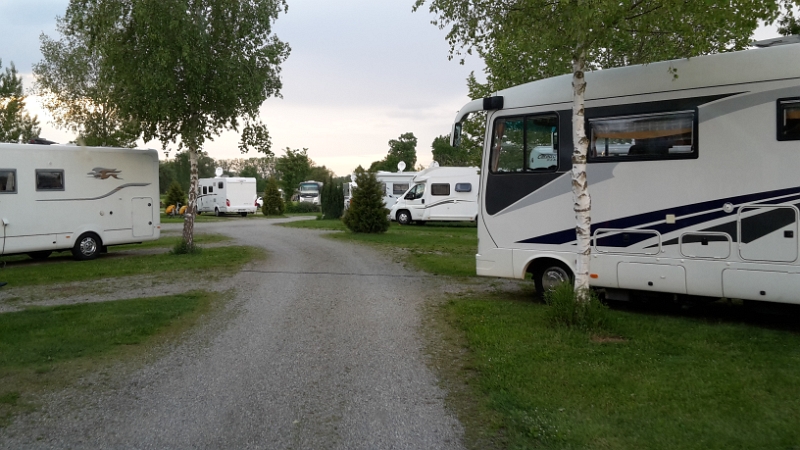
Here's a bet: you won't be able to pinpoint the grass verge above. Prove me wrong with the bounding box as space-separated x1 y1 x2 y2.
0 291 217 427
428 286 800 450
0 245 261 287
281 220 477 277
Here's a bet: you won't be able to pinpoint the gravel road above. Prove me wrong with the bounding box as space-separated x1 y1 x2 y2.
0 218 465 449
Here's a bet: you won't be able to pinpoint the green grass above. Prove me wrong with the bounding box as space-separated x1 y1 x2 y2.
433 287 800 450
0 292 216 426
282 220 477 276
0 245 261 287
109 233 231 251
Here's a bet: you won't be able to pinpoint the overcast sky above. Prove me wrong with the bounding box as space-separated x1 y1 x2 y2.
0 1 782 176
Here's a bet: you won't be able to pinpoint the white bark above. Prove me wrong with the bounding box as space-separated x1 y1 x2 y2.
182 146 198 247
571 49 592 299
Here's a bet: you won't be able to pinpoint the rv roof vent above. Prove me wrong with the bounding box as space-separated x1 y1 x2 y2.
753 35 800 48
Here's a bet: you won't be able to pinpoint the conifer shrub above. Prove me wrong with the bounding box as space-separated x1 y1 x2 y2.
342 169 389 233
320 176 345 220
262 177 285 216
285 202 319 213
165 181 187 209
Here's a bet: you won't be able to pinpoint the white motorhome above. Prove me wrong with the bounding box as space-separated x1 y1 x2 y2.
376 171 418 208
196 177 257 217
389 166 479 225
0 143 160 260
298 180 322 206
449 40 800 304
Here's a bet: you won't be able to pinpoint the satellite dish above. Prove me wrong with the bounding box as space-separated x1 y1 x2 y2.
397 161 406 173
215 167 223 177
429 161 440 169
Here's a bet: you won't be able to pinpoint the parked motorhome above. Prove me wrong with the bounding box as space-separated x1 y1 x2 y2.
389 166 479 225
196 177 257 216
298 180 322 206
0 143 160 260
449 40 800 304
343 181 356 210
376 171 417 208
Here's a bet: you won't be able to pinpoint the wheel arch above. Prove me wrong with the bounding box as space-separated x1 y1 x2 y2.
523 254 576 279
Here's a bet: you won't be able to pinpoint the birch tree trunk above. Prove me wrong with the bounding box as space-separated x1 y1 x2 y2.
571 47 592 299
182 146 199 247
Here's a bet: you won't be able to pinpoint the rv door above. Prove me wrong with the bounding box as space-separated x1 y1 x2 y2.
404 183 426 220
132 197 154 237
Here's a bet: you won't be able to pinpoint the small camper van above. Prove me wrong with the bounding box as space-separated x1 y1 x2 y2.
449 40 800 304
196 177 257 216
376 171 418 208
0 143 160 260
389 166 479 225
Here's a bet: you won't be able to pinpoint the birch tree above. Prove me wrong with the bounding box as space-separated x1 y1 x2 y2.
64 0 289 247
415 0 782 297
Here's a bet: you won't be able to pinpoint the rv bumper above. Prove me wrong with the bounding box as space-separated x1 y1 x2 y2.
476 248 516 278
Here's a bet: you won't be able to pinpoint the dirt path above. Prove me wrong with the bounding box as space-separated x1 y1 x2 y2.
0 217 465 449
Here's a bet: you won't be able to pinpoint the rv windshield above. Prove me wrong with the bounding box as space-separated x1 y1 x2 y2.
299 183 319 195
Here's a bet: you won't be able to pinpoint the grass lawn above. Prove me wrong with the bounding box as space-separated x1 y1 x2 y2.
281 219 478 277
0 292 217 427
431 286 800 450
0 239 261 287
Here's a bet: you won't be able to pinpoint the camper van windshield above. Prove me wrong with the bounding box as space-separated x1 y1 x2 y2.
300 183 319 194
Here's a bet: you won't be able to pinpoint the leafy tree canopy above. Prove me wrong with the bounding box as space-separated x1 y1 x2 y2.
275 148 312 201
0 60 40 143
370 132 417 172
431 133 480 167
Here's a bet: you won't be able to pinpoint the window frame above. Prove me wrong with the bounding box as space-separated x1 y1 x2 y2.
431 183 451 196
0 169 17 194
489 112 560 174
35 169 65 191
777 97 800 141
392 183 409 196
587 110 697 163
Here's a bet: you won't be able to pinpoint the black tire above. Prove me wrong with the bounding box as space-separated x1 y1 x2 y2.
534 261 573 296
72 233 102 261
215 208 221 217
27 251 52 260
195 206 201 215
240 212 248 217
396 210 412 225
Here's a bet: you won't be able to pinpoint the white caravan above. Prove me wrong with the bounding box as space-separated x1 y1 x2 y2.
0 143 160 260
298 180 322 206
390 166 479 225
449 40 800 304
376 171 417 208
196 177 257 216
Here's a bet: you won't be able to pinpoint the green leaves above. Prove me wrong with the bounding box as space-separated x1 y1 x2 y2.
0 60 40 143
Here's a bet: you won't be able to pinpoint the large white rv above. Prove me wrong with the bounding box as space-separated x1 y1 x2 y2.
376 171 417 208
389 166 479 225
0 143 160 260
298 180 322 206
450 41 800 304
196 177 257 216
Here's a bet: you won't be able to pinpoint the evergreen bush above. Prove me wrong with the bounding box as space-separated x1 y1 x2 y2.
342 169 389 233
320 176 345 220
165 181 187 209
262 177 285 216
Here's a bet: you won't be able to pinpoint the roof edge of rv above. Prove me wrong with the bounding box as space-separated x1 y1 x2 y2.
482 96 504 110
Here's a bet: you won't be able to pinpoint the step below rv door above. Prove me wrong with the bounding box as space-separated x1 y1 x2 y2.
132 197 154 237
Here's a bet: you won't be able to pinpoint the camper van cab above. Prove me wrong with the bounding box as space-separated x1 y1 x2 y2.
196 177 257 217
298 181 322 206
376 171 417 209
450 40 800 304
0 143 160 260
389 166 479 225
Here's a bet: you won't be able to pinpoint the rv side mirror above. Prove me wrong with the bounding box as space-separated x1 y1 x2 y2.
452 123 463 148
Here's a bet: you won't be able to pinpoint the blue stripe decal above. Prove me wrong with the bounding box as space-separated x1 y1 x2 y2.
516 186 800 245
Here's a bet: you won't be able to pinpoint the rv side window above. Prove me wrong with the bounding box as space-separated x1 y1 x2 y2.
589 111 695 160
490 114 559 173
35 169 64 191
218 181 224 189
778 98 800 141
203 186 207 195
208 186 214 194
431 183 450 196
393 183 409 195
455 183 472 193
0 170 16 193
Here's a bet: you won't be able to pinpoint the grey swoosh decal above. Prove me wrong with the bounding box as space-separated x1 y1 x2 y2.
37 183 151 201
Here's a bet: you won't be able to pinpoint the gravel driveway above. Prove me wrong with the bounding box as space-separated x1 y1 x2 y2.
0 218 465 449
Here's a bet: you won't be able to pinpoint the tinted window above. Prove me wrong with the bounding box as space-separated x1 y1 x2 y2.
36 170 64 191
778 98 800 141
203 186 207 195
393 183 409 195
209 185 214 193
0 170 16 193
455 183 472 192
431 183 450 196
218 182 224 189
589 111 694 160
490 114 559 173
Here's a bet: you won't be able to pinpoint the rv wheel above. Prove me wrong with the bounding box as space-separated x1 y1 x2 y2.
240 212 248 217
72 233 101 261
534 261 572 296
215 208 221 217
396 210 412 225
